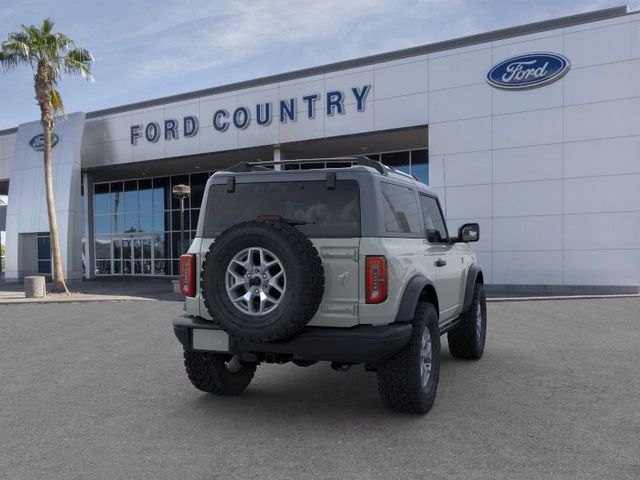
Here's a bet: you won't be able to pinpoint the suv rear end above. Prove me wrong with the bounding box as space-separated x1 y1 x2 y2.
183 166 377 328
173 158 487 414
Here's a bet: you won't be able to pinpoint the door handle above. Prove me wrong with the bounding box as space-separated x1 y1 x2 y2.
435 258 447 267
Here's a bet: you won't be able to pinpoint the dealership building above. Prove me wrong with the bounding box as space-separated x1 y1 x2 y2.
0 5 639 292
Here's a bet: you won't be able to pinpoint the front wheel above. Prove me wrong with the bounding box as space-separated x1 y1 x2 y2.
376 302 440 414
183 350 257 395
448 283 487 360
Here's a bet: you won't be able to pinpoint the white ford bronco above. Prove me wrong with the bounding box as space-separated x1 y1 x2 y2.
173 157 486 414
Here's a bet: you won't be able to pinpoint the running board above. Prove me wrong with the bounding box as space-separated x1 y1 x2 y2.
439 316 462 335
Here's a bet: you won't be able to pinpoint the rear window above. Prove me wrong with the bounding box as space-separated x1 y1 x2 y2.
203 180 360 237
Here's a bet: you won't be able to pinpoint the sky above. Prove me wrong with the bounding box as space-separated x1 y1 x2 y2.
0 0 638 130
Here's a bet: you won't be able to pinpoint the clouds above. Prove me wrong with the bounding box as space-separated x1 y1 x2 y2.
114 0 469 82
0 0 638 129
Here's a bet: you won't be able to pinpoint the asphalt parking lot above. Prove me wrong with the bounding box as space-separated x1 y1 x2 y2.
1 298 639 480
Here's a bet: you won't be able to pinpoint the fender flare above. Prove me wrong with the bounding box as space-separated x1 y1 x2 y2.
462 265 483 313
395 275 437 323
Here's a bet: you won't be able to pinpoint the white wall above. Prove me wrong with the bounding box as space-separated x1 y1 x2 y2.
428 13 640 288
0 132 16 181
4 114 85 280
81 58 430 169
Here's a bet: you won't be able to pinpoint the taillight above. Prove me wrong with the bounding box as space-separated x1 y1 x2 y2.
366 256 387 304
180 254 196 297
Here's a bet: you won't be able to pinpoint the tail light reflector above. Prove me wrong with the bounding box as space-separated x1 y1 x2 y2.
180 254 196 297
366 256 387 304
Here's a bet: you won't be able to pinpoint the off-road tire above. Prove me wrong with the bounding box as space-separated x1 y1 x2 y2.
201 221 324 342
183 350 256 395
376 302 440 414
448 283 486 360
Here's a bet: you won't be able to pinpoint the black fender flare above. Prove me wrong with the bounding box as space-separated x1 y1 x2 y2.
461 265 483 313
395 275 437 323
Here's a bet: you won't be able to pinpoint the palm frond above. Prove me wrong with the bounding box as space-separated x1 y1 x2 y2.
41 17 55 35
50 88 64 113
64 47 94 81
0 49 25 71
2 38 31 60
1 18 95 114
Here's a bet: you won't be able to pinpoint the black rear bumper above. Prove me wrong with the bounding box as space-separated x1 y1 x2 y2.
173 315 412 364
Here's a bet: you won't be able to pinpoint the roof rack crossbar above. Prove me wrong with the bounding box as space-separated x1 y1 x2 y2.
240 156 387 174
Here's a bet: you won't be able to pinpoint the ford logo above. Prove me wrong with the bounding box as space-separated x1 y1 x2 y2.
29 133 59 151
487 53 570 90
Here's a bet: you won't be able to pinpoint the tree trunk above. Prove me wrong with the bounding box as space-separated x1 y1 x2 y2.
43 126 69 293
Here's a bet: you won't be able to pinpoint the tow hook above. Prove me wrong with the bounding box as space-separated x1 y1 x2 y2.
225 355 243 373
331 362 352 372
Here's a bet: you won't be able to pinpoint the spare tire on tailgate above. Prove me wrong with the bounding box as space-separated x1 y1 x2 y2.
201 220 325 342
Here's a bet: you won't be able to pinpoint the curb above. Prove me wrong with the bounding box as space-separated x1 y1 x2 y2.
487 294 640 303
0 295 155 305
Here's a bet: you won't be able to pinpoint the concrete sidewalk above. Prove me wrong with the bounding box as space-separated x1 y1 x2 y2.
0 277 183 304
2 275 639 305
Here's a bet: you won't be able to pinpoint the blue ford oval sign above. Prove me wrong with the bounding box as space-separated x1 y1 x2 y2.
29 133 59 151
487 53 570 90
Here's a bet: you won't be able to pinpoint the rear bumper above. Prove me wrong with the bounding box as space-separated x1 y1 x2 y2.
173 315 412 364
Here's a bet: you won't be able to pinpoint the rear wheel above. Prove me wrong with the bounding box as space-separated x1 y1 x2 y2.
376 302 440 414
183 350 257 395
448 283 487 360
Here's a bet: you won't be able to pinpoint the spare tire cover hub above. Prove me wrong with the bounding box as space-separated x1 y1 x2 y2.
225 247 286 316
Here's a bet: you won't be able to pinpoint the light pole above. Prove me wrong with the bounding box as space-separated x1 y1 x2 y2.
172 184 191 255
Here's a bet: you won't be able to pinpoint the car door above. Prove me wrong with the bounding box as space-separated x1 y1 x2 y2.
419 194 463 321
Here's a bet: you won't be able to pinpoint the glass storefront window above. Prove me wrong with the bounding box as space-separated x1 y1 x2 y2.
37 235 51 259
139 179 153 213
124 213 139 233
37 232 52 275
124 180 138 213
94 183 110 214
411 149 428 184
171 210 190 232
153 177 170 211
374 149 429 185
95 215 111 235
90 171 190 276
154 260 169 275
382 151 410 174
139 213 153 232
190 209 200 231
95 237 111 259
153 233 166 259
112 214 124 234
96 260 111 275
153 212 167 232
190 173 209 208
111 182 123 214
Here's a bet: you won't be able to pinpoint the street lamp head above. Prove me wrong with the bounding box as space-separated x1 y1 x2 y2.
172 184 191 199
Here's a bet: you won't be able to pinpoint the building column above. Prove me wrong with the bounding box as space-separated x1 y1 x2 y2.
273 147 283 171
83 172 94 279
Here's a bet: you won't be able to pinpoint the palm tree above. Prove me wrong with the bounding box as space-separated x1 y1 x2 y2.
0 18 93 293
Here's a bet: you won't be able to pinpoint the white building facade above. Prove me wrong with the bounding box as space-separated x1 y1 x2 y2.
0 6 639 293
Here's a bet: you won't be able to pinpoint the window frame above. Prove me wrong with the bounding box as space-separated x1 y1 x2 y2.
419 193 450 244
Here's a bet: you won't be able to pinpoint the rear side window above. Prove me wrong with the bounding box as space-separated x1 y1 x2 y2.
203 180 360 237
380 182 421 234
419 195 449 243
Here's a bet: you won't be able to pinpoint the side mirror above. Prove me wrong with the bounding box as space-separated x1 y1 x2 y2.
458 223 480 243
